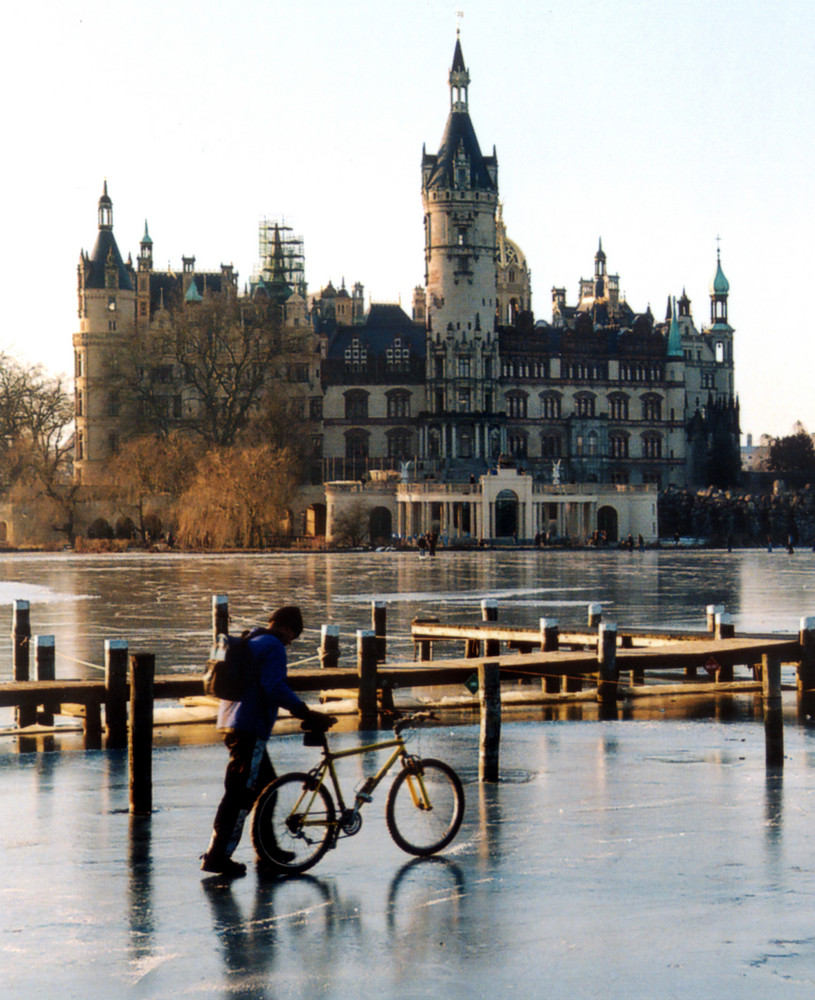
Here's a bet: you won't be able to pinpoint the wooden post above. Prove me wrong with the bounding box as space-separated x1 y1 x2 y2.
413 617 438 661
371 601 387 663
212 594 229 645
481 599 500 657
357 630 378 727
12 600 35 728
540 618 560 693
707 604 724 633
319 625 340 670
596 622 618 710
714 613 735 682
621 634 643 685
84 699 103 749
129 653 155 815
715 612 735 639
105 639 129 749
797 617 815 719
35 635 55 727
478 660 501 782
762 652 784 768
587 603 602 628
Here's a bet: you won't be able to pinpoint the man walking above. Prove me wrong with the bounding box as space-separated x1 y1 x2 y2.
201 605 332 877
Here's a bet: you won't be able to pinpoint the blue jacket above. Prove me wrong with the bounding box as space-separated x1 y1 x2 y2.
217 629 307 740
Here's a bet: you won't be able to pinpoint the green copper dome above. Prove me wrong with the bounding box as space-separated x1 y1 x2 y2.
710 251 729 295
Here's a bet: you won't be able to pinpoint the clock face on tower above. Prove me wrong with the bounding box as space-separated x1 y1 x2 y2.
108 298 116 312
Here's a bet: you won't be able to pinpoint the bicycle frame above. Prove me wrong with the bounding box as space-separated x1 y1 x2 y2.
294 733 431 842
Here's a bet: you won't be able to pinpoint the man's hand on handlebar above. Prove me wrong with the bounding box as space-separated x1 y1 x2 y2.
300 709 337 733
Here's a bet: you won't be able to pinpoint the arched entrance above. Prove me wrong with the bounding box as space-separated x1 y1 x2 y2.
597 505 618 543
306 503 327 537
495 490 518 538
369 507 392 545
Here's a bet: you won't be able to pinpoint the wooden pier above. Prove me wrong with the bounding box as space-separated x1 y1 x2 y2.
2 597 813 795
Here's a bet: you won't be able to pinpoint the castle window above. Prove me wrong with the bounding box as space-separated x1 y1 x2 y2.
458 356 470 378
107 392 120 418
641 395 662 421
310 397 323 420
344 390 369 420
541 393 562 419
508 431 527 458
575 393 596 418
343 337 367 372
541 434 562 458
609 394 629 420
610 433 629 458
76 390 83 417
386 337 410 373
506 392 527 418
345 430 369 462
387 390 410 418
387 429 412 460
642 434 663 459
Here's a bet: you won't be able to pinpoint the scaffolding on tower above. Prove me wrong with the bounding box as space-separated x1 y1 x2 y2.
253 217 307 299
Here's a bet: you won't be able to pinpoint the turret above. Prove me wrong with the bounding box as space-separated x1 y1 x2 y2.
710 246 730 327
73 184 136 484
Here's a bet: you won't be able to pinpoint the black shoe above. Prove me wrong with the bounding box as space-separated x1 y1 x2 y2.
200 852 247 877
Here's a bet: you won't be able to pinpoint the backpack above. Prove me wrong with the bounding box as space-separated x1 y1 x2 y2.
203 630 257 701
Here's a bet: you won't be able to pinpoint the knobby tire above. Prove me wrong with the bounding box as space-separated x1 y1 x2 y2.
386 758 464 857
251 772 336 875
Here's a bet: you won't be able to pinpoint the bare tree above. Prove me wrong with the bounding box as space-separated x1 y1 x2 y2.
0 353 76 540
116 294 310 448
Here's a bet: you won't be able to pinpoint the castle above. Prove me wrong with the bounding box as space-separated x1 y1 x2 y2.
71 37 739 545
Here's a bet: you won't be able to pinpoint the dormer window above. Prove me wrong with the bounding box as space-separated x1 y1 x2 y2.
386 337 410 373
344 337 367 373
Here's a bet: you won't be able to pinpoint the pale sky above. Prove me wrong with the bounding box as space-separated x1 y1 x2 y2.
3 0 813 442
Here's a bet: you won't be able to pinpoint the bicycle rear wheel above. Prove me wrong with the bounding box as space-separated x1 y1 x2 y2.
251 772 336 875
386 758 464 857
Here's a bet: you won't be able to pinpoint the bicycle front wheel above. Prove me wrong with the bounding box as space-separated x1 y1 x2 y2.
251 772 336 875
386 758 464 857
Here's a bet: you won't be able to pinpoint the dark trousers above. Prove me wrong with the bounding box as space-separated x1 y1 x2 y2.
207 730 277 859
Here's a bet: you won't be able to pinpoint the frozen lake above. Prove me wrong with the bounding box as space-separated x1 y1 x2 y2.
0 547 814 681
2 550 815 997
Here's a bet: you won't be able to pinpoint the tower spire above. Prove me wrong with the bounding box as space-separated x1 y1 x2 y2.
98 180 113 230
449 34 470 111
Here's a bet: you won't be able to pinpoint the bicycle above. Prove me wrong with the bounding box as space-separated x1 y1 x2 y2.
250 712 465 875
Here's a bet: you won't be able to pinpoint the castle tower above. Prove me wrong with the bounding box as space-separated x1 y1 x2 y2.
73 183 136 484
421 35 500 463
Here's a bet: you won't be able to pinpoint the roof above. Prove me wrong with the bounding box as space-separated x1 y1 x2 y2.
84 228 133 291
710 253 730 295
451 37 466 73
424 110 497 191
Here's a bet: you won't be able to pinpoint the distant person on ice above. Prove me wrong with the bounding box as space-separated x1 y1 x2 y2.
201 605 333 878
